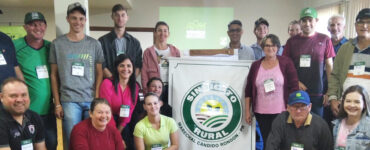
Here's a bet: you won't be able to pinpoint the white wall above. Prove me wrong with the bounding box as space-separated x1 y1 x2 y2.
0 7 56 41
308 0 343 8
1 0 306 45
91 0 306 45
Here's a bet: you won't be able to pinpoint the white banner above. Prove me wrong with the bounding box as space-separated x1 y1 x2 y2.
169 57 255 150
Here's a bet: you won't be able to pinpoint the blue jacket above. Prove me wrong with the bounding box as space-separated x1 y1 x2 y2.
333 115 370 150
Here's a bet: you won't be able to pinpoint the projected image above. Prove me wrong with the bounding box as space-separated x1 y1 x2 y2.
160 7 233 50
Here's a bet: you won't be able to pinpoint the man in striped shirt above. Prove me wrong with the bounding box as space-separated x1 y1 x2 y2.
328 8 370 117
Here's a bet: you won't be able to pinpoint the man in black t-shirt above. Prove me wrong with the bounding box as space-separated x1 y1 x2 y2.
0 77 46 150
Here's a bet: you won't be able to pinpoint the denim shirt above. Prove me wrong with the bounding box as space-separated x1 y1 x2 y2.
332 116 370 150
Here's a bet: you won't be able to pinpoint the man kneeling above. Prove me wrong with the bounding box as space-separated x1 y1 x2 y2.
266 90 333 150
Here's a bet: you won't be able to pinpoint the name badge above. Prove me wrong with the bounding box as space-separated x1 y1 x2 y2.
264 79 275 93
338 146 345 150
0 54 7 65
120 105 130 117
21 139 33 150
36 65 49 79
151 144 163 150
116 51 125 56
300 55 311 67
71 62 84 76
291 142 304 150
353 61 365 75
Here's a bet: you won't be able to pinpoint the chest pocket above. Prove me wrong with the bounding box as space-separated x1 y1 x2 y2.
346 131 370 149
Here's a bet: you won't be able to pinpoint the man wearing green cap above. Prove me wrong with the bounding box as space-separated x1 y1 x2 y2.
13 11 57 150
283 7 336 117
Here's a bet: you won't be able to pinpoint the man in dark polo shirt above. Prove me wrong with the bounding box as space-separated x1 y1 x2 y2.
0 77 46 150
283 7 336 117
0 32 24 88
266 90 333 150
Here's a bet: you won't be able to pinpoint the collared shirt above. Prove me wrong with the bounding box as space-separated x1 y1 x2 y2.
114 37 127 56
13 37 52 115
0 106 45 150
287 113 313 126
266 111 333 150
225 43 255 60
333 37 348 54
0 32 18 86
98 30 143 71
251 42 284 60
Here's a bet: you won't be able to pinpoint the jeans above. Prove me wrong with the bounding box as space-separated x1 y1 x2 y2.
310 96 323 117
40 113 57 150
61 102 91 146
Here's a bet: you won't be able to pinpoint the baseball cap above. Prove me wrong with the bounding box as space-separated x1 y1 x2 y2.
254 17 269 28
24 12 46 24
300 7 317 19
288 90 310 105
67 2 86 16
356 8 370 21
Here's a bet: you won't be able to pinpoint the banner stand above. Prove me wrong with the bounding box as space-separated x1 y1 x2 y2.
168 57 255 150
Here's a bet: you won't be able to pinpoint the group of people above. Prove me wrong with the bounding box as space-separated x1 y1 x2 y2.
0 1 369 150
0 2 179 150
244 7 370 150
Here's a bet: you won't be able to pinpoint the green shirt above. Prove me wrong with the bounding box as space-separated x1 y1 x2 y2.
13 37 51 115
134 115 178 150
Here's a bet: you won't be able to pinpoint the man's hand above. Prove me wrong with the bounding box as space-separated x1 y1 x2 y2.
323 94 329 106
245 111 252 125
298 81 307 91
330 100 340 117
55 105 64 119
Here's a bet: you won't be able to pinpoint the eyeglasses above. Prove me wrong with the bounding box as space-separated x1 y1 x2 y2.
228 28 241 33
264 44 277 48
290 105 309 111
355 20 370 26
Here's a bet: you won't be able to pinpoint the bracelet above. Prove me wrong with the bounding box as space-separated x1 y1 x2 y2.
55 104 62 108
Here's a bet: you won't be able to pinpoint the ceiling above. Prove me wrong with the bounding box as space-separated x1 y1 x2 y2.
0 0 132 9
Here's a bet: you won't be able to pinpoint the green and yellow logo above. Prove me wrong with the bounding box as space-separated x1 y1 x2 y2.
179 80 242 148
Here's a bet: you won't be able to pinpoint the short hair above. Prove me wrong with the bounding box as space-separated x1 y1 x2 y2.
90 98 111 112
328 15 346 27
288 20 300 31
261 34 281 49
228 20 242 29
147 77 164 89
254 17 269 31
154 21 169 32
0 77 27 92
337 85 370 119
112 4 127 14
143 92 160 104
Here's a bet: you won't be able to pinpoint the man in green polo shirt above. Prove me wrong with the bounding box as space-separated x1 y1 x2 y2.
13 11 57 150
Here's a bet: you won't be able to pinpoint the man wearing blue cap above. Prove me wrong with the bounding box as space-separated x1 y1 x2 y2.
266 90 333 150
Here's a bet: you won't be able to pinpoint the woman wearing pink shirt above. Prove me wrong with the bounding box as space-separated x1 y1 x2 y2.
141 21 180 104
244 34 299 148
333 85 370 149
100 54 139 150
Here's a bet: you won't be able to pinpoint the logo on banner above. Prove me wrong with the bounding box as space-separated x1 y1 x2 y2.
179 80 242 148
